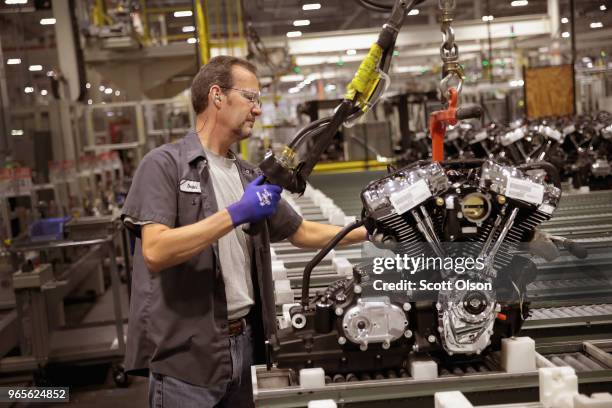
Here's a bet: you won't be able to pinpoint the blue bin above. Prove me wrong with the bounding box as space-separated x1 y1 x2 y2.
29 217 71 241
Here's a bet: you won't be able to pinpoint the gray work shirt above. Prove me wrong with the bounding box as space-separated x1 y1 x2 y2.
121 130 302 387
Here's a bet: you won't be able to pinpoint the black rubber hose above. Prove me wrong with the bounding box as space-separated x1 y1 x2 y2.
297 100 354 179
301 219 365 307
456 105 483 121
288 117 331 149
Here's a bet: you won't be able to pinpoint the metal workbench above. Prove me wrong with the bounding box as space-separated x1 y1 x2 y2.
0 226 128 384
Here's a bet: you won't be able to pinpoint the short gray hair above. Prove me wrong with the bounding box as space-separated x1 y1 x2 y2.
191 56 257 114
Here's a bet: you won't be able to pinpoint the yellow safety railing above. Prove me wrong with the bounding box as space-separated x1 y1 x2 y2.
313 160 388 173
195 0 211 65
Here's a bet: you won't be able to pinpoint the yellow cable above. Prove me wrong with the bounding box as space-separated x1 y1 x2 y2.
344 43 383 111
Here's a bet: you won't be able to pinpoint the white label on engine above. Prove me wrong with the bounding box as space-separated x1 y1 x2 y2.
471 130 488 144
538 203 555 215
545 128 563 142
505 177 544 205
390 179 432 214
563 125 575 136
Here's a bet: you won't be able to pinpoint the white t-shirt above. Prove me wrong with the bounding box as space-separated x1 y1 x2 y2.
205 149 254 320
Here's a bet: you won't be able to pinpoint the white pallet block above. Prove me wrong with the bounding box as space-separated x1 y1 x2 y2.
270 247 277 261
274 279 292 292
344 216 357 226
318 197 334 207
274 279 294 305
435 391 473 408
332 257 353 276
410 357 438 380
303 184 316 199
539 366 578 408
291 203 302 214
328 209 346 226
278 302 300 330
324 249 335 261
312 192 327 206
501 337 536 373
574 393 612 408
308 400 337 408
300 368 325 389
272 260 287 280
320 204 339 217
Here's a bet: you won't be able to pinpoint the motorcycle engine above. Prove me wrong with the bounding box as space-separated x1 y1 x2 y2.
269 159 561 374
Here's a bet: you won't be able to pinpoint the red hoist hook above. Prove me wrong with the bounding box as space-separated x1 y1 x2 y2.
429 88 482 162
429 87 459 163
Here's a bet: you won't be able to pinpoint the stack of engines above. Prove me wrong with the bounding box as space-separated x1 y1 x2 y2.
398 112 612 190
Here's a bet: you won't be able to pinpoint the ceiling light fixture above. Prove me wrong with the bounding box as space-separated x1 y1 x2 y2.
40 89 48 96
11 129 24 136
511 0 528 6
293 19 310 26
346 49 357 55
173 10 193 17
6 58 21 65
86 82 91 89
40 18 56 25
286 31 302 38
302 3 321 11
561 17 569 23
408 9 419 15
182 26 195 32
104 88 113 94
482 15 494 22
6 0 28 5
187 37 197 44
601 5 607 11
561 31 570 38
28 64 42 71
24 87 34 94
590 21 603 28
115 90 120 96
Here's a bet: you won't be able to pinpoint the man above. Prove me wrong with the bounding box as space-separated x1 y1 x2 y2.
121 56 367 408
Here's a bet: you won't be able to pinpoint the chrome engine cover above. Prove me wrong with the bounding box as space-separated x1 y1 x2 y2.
342 297 408 350
438 284 497 355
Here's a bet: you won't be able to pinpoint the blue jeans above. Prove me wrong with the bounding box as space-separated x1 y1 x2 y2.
149 324 255 408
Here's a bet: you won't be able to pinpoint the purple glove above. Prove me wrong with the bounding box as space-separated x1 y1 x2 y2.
227 176 282 227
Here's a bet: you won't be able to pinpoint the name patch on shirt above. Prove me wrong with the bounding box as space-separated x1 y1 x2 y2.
179 179 201 193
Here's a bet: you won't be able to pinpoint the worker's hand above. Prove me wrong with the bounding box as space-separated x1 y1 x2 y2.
227 176 282 227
